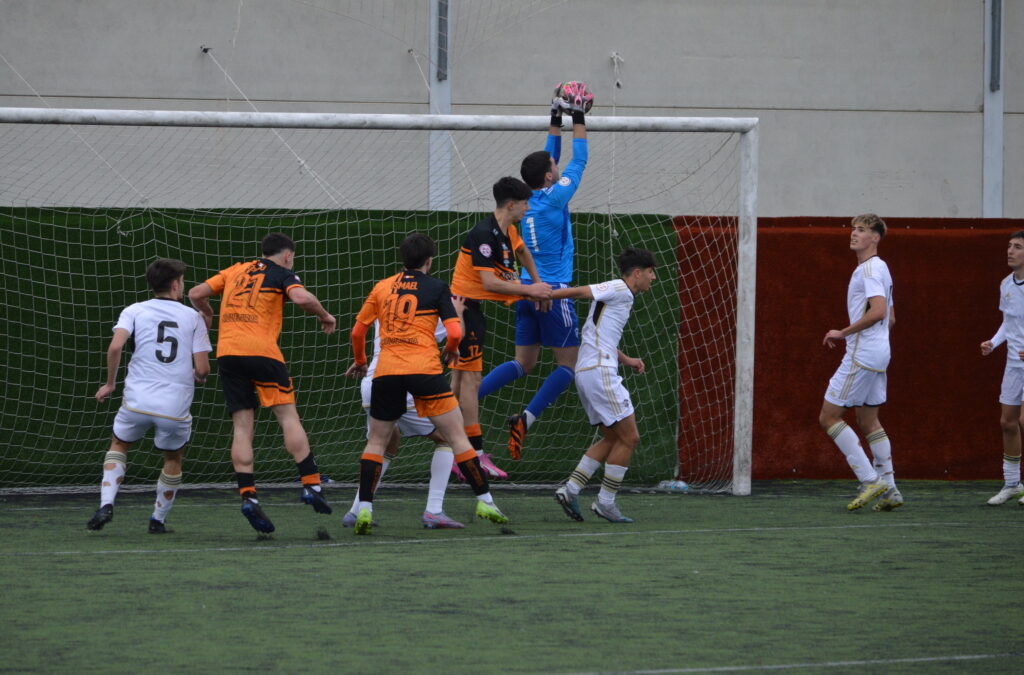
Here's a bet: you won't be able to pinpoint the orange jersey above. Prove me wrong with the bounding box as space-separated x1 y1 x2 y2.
450 215 524 304
205 259 304 362
355 270 459 377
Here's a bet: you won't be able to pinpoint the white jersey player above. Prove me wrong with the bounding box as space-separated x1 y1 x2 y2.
341 313 464 529
980 230 1024 506
545 248 656 524
818 214 901 512
87 259 211 534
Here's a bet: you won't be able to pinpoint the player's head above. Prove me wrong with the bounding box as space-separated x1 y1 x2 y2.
520 150 558 189
1007 230 1024 271
849 213 885 254
262 232 296 268
618 247 657 293
146 258 186 299
492 176 533 224
400 232 436 271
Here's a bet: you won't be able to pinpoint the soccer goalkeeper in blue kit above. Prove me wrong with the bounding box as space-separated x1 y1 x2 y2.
478 82 593 460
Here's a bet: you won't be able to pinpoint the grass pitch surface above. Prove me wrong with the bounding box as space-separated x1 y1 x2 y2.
1 481 1022 673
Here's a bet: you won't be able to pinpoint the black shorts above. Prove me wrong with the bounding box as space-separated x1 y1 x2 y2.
370 373 458 421
218 355 295 413
452 299 485 372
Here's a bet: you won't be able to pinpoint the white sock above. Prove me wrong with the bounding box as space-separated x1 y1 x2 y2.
566 455 601 496
866 428 895 489
358 501 373 514
1003 455 1021 487
477 492 494 505
100 451 127 506
524 410 537 429
427 445 453 513
827 422 878 483
350 456 391 514
598 463 628 504
151 471 182 523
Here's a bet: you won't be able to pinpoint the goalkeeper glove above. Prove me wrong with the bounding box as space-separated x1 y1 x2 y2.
550 82 569 127
561 81 594 125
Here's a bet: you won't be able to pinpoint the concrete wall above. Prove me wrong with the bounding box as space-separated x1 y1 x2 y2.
0 0 1019 216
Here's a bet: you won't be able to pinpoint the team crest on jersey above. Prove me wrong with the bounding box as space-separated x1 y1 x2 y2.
479 243 492 258
558 176 572 186
597 283 609 291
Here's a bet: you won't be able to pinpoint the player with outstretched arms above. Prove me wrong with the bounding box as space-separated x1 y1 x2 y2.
549 248 655 524
340 311 465 529
980 230 1024 506
818 214 901 512
479 81 593 460
449 177 552 477
87 259 211 534
347 232 510 535
189 232 337 534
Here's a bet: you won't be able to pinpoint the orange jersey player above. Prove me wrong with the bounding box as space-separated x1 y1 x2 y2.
189 232 337 535
344 232 510 534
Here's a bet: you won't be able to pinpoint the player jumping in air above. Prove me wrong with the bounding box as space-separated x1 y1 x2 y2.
550 248 655 524
478 82 593 460
818 214 902 512
980 230 1024 506
347 232 510 535
189 233 336 534
87 259 211 534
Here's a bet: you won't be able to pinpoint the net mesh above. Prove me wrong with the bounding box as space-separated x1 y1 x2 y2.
0 118 741 491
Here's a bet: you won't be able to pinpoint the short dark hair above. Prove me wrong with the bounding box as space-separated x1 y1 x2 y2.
262 232 296 257
146 258 186 294
492 176 533 207
1011 230 1024 242
400 232 436 269
520 150 552 189
851 213 886 239
618 247 656 276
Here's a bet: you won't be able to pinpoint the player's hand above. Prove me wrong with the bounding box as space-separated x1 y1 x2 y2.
980 340 994 356
623 356 645 374
319 313 337 335
551 83 570 115
95 383 115 402
561 81 594 114
345 362 367 379
823 330 845 349
193 370 207 385
442 350 460 368
451 295 466 316
524 281 552 300
534 298 553 313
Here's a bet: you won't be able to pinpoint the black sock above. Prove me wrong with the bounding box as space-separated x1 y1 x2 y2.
358 459 382 504
458 456 490 496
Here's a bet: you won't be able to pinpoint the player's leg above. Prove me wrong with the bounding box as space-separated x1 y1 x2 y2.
271 403 331 515
478 299 539 398
423 438 463 529
989 365 1024 505
354 376 408 534
344 425 399 526
149 446 184 534
855 404 903 512
590 415 639 524
555 433 611 522
87 424 135 530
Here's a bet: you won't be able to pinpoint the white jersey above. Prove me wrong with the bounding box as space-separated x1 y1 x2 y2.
576 278 635 372
114 298 212 420
844 256 894 373
993 273 1024 368
361 319 447 408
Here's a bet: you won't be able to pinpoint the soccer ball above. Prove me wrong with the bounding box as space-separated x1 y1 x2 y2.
557 81 594 113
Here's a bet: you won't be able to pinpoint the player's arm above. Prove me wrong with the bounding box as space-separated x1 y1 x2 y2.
95 328 131 402
345 292 379 378
982 320 1007 356
287 286 337 335
514 244 554 311
823 295 887 348
437 291 463 367
618 349 646 374
477 269 552 301
188 282 216 329
888 305 896 330
192 351 211 384
551 285 593 300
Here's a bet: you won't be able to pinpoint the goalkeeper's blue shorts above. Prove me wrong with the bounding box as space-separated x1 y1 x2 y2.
514 282 580 348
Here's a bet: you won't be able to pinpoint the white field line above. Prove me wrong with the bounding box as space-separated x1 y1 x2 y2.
2 520 1021 558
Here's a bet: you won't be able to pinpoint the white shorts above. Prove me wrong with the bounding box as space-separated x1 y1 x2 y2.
576 367 635 427
999 365 1024 406
360 377 435 439
824 356 887 408
112 408 191 450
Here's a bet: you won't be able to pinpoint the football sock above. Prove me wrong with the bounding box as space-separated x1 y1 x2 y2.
427 445 454 513
524 366 574 426
1003 454 1021 487
99 450 127 506
826 422 878 483
478 360 525 399
350 453 392 513
454 448 490 496
151 471 182 523
464 424 483 455
358 453 384 505
865 428 895 488
566 455 601 496
236 472 257 500
295 452 321 490
598 463 628 504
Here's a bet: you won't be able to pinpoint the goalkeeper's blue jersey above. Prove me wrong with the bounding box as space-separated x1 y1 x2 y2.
520 136 588 285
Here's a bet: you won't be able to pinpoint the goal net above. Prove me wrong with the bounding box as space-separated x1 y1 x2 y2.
0 108 756 494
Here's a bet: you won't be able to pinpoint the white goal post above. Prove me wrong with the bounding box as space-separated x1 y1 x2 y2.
0 107 757 495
